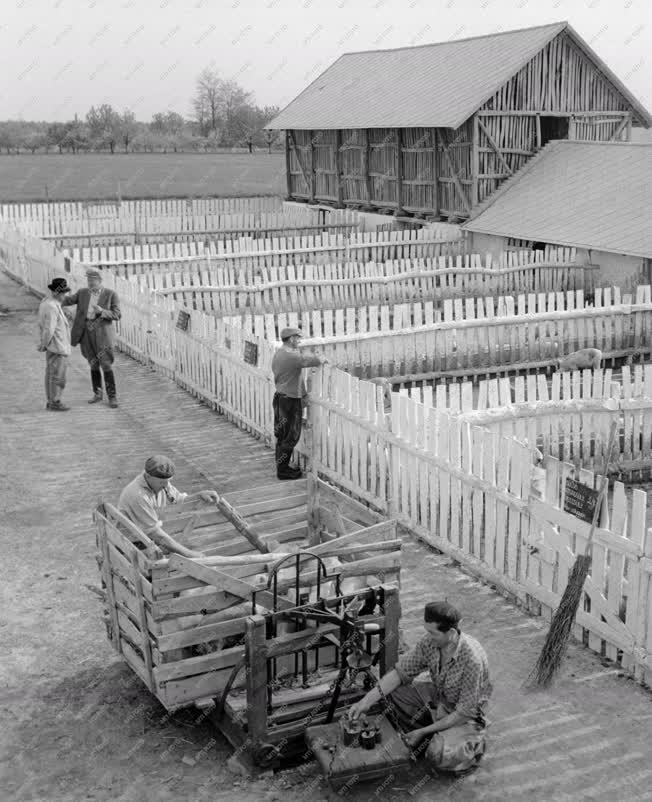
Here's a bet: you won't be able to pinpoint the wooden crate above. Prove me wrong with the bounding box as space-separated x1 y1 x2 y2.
95 477 402 718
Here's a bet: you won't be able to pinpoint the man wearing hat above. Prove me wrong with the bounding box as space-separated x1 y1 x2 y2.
37 277 72 411
348 601 492 775
271 327 327 479
118 456 220 557
62 269 121 408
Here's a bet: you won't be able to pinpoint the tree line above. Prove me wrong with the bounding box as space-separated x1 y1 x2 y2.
0 68 281 155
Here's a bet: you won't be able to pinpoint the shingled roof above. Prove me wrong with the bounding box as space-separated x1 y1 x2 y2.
463 141 652 259
268 21 651 131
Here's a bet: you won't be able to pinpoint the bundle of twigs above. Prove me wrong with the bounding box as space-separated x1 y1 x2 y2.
527 417 619 688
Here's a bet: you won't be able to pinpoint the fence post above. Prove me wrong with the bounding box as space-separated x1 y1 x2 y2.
305 368 321 546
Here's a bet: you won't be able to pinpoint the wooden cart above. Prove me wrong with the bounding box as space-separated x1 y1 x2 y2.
94 477 402 766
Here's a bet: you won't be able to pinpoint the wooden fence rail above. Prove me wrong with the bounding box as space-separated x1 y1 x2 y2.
2 221 651 685
139 252 593 315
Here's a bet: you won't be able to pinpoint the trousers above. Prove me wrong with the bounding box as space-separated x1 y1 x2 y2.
390 682 488 774
45 352 68 403
272 393 303 467
80 326 115 370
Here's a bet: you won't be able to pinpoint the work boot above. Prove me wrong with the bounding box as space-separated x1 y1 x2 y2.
88 392 103 404
48 401 70 411
108 397 119 408
277 467 303 480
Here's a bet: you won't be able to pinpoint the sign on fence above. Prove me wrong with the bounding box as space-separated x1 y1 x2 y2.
176 309 191 332
244 340 259 366
563 478 600 524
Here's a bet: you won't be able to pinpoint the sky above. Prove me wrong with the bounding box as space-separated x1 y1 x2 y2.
1 0 651 122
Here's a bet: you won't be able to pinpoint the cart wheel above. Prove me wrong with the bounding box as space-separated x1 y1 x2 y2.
253 743 281 768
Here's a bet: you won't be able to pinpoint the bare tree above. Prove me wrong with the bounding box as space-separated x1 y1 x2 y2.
192 68 222 137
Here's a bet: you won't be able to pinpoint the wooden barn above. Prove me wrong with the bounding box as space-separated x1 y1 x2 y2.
268 21 651 221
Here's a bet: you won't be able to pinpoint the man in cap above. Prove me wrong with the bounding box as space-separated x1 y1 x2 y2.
348 600 492 775
37 277 72 411
118 456 220 557
271 327 327 480
63 268 121 408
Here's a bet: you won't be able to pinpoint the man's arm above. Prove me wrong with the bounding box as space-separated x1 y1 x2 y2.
298 351 327 368
348 669 402 719
38 306 56 350
61 291 79 307
98 290 121 321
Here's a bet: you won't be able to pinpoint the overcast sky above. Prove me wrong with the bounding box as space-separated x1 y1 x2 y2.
1 0 650 122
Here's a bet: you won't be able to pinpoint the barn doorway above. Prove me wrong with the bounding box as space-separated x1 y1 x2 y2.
539 116 570 147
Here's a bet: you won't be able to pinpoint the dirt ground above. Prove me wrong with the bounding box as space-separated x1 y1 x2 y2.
2 270 652 802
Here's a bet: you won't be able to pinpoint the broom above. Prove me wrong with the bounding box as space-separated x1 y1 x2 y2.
527 417 619 688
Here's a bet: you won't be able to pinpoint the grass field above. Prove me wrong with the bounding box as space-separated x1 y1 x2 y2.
0 152 286 202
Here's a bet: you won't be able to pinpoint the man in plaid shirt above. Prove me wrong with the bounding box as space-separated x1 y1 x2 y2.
349 600 492 774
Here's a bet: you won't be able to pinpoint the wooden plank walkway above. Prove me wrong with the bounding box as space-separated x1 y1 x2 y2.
2 268 652 802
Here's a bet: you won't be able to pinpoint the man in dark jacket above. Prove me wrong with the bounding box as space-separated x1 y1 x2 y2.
63 269 121 407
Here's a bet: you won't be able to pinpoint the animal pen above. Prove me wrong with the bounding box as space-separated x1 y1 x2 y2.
2 194 652 764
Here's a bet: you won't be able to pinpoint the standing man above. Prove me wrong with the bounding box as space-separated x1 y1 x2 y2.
348 601 492 775
63 269 121 408
118 455 220 557
37 277 72 411
271 327 327 480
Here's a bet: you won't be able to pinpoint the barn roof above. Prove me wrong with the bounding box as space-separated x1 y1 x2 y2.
462 141 652 259
268 21 651 131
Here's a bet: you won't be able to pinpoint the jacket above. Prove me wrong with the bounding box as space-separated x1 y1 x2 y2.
63 286 121 348
37 297 71 355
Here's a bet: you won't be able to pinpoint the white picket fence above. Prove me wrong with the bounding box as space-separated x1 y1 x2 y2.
2 221 651 686
0 196 283 225
136 251 592 316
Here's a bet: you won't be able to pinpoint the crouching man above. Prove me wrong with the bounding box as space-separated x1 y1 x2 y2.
118 455 219 557
348 601 492 775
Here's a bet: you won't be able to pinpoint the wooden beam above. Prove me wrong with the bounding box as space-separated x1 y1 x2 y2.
477 118 513 178
245 615 269 747
309 130 316 202
471 114 480 207
363 129 372 203
437 129 472 216
432 127 439 219
535 114 542 149
285 131 292 198
609 114 631 142
478 110 631 117
396 128 404 214
289 131 311 198
334 129 344 207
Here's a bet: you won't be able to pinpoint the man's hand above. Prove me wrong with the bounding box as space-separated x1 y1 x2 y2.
348 702 365 721
319 355 329 365
37 344 46 352
187 549 204 558
199 490 220 503
404 728 429 749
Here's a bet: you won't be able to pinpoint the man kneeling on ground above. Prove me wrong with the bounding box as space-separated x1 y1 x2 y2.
348 601 492 775
118 455 219 557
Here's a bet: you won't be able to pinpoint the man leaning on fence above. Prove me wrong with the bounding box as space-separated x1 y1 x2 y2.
37 277 72 411
63 268 121 408
271 327 327 480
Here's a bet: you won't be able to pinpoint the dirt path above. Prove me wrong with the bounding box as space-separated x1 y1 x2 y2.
1 269 651 802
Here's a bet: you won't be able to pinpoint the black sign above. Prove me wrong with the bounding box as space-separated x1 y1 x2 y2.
224 336 231 350
176 310 191 332
244 340 259 366
563 478 600 524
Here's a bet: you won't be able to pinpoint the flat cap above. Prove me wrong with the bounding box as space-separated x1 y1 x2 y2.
144 455 176 478
86 269 102 279
280 327 302 340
